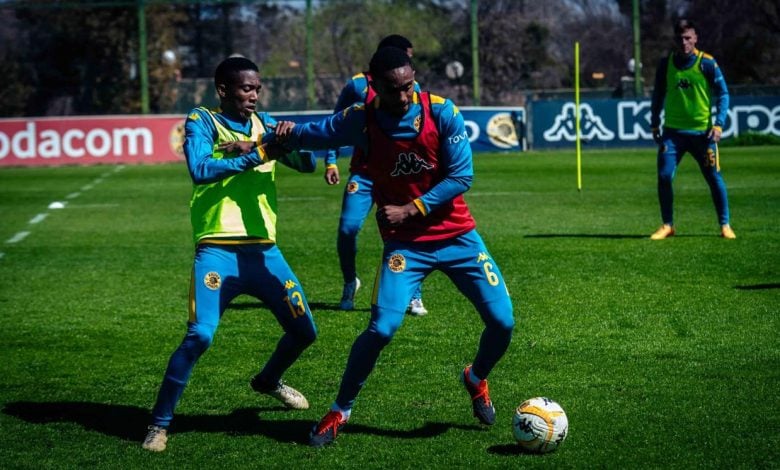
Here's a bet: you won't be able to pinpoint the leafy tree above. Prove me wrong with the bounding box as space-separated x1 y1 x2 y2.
6 2 184 116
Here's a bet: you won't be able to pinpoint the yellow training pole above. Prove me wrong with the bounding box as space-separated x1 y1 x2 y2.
575 41 582 191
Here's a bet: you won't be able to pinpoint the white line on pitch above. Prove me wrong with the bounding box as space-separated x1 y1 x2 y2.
66 203 120 208
0 252 4 260
81 184 94 191
29 213 48 224
6 231 30 244
66 192 81 199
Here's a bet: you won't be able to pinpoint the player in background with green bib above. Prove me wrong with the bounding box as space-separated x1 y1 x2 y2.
142 57 318 452
650 18 735 240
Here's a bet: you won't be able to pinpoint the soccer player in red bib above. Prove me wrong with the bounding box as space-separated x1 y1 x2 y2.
324 35 427 316
272 47 515 447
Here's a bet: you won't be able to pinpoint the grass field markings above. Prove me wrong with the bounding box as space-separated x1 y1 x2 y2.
0 168 123 262
6 231 30 244
0 252 4 260
28 213 49 224
65 203 120 209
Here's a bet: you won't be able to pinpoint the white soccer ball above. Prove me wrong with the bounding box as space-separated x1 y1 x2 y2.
512 397 568 453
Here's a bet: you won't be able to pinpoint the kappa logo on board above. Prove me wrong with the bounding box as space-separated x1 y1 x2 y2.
543 102 615 142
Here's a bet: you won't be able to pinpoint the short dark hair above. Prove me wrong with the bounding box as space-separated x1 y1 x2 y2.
214 56 258 87
376 34 413 52
674 18 696 35
369 46 413 76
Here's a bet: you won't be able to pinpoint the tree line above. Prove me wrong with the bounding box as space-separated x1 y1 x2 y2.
0 0 777 117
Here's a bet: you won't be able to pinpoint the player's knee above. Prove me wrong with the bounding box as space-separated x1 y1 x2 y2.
367 315 402 343
338 218 363 237
658 168 675 184
185 322 217 352
296 324 317 348
482 297 515 332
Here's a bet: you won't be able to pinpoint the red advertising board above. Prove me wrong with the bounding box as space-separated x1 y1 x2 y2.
0 115 186 167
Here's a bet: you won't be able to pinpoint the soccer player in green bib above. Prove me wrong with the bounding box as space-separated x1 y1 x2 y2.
142 57 318 452
650 18 735 240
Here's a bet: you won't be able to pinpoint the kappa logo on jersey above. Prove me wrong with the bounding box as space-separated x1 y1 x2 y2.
347 181 359 194
677 78 692 90
390 152 434 177
476 252 491 263
284 279 297 290
204 271 221 290
388 253 406 273
543 102 615 142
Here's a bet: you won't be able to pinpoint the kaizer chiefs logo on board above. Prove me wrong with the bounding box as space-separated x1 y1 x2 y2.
204 271 221 290
170 120 186 159
347 181 359 194
388 254 406 273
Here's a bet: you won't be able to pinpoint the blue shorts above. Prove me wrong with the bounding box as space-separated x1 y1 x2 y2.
191 243 315 335
340 172 374 228
370 229 513 336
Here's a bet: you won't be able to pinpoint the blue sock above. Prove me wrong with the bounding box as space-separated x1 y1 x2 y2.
330 403 351 420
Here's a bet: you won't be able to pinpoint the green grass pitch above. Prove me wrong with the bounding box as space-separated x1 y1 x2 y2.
0 146 778 468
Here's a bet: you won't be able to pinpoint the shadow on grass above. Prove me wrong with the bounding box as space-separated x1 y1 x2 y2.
227 301 371 313
2 401 474 444
524 234 647 239
735 283 780 290
487 443 550 457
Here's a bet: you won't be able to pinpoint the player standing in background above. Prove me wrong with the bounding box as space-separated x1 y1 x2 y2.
650 18 735 240
272 47 515 447
142 57 318 452
325 35 428 316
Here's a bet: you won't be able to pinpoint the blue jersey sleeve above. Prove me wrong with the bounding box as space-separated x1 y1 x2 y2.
701 55 729 128
324 75 369 165
183 108 263 185
289 104 368 151
335 75 369 113
417 98 473 214
650 57 668 129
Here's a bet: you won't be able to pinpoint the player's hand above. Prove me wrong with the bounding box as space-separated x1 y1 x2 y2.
261 142 289 160
324 166 340 185
708 126 722 143
651 127 662 145
218 140 256 155
377 203 419 227
274 121 297 143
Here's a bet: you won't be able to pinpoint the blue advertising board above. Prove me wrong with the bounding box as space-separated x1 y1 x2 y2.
531 96 780 149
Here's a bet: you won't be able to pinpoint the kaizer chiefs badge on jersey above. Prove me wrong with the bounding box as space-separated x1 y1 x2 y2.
347 181 359 194
388 253 406 273
204 271 221 290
